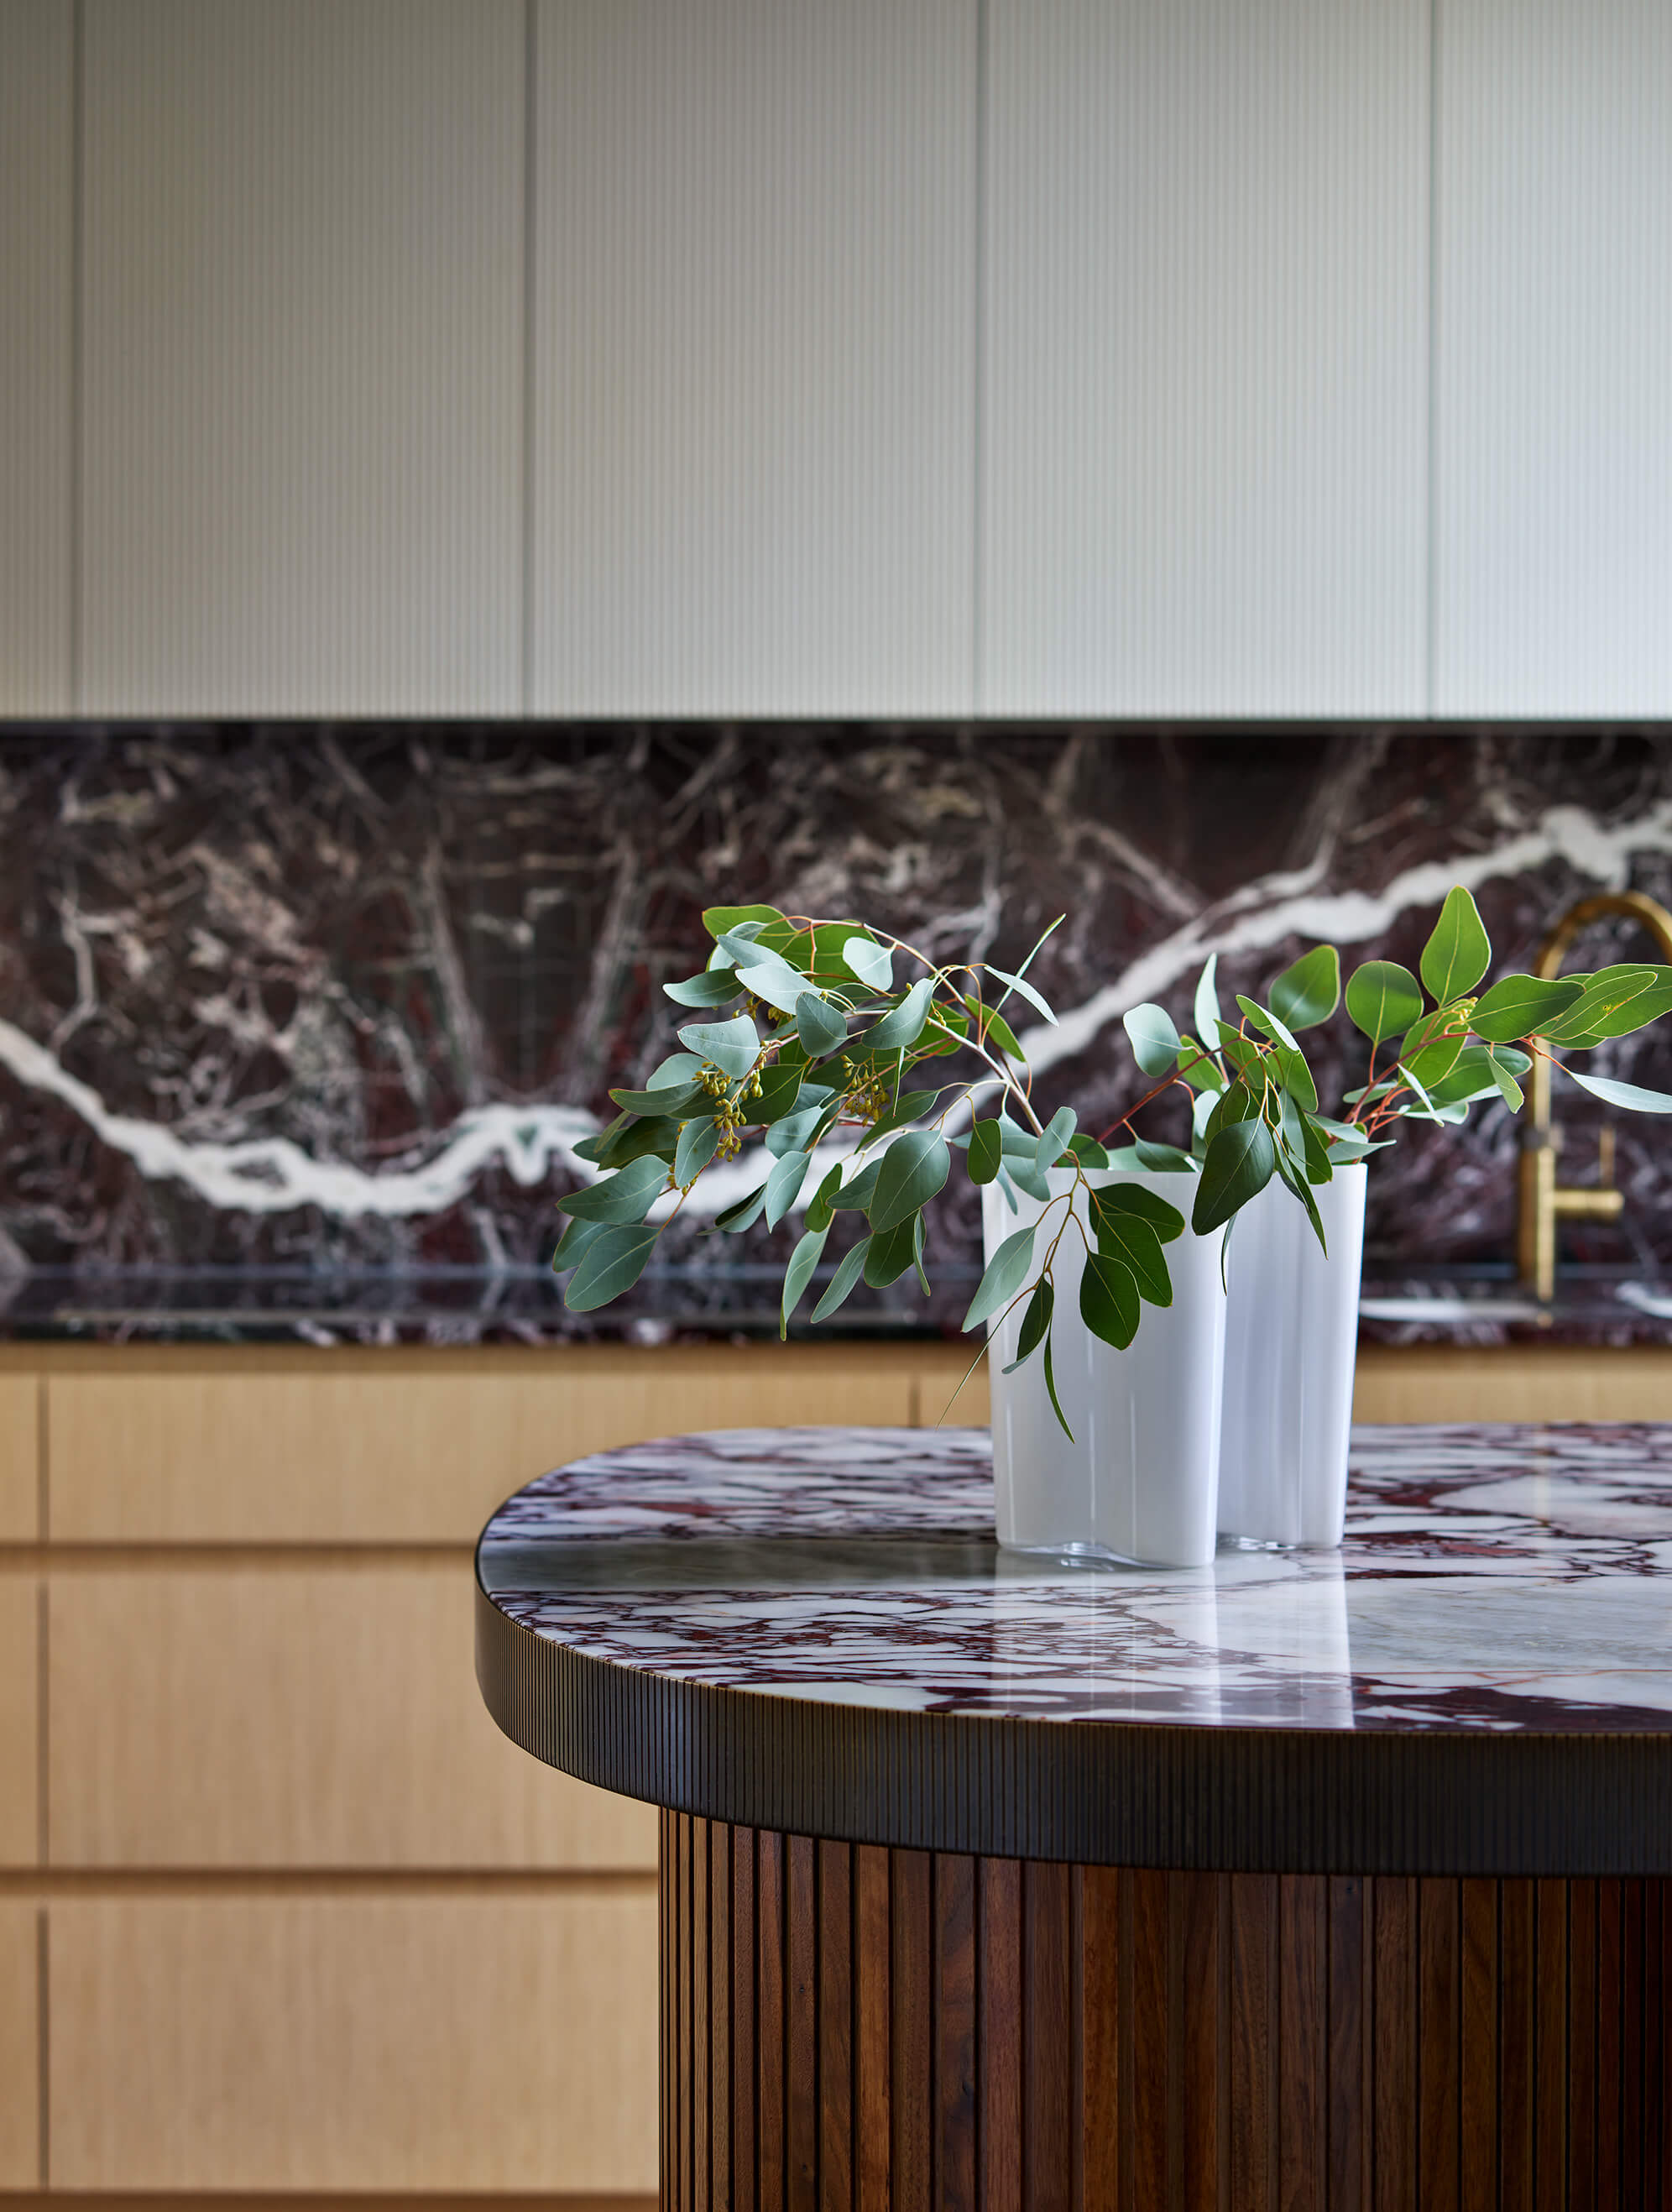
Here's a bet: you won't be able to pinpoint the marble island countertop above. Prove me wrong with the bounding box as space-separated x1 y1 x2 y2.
5 1259 1672 1346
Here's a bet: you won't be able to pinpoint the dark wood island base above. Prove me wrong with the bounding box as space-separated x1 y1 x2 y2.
662 1814 1669 2211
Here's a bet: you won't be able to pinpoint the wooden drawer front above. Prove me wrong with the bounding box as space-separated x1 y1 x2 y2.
0 1375 38 1540
47 1347 920 1540
0 1575 38 1865
0 1904 37 2187
50 1567 656 1869
50 1893 657 2193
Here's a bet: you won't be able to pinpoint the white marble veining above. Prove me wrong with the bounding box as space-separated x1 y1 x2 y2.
478 1423 1672 1733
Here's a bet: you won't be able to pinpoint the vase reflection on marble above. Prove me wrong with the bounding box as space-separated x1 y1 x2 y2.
980 1168 1226 1568
1218 1164 1368 1550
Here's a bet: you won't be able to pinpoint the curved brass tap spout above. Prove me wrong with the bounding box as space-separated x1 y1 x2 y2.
1517 889 1672 1299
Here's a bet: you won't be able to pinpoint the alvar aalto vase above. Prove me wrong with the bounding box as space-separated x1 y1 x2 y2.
1217 1163 1367 1550
981 1167 1227 1569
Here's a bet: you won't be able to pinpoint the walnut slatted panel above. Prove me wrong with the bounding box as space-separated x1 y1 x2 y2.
663 1822 1671 2212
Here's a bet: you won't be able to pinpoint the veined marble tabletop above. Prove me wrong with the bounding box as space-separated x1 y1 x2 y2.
474 1424 1672 1874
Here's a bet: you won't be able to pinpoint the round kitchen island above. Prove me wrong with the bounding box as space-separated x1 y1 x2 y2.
475 1424 1672 2208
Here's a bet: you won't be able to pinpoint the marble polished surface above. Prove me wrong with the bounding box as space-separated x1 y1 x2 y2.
478 1423 1672 1734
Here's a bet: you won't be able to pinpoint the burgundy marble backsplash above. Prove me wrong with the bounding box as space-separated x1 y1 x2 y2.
3 724 1672 1287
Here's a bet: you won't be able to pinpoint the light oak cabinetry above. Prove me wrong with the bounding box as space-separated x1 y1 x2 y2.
79 0 524 715
0 1906 39 2190
1433 0 1672 718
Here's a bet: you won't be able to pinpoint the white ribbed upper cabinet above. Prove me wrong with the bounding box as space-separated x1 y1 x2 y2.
1433 0 1672 717
530 0 977 718
981 0 1429 719
0 0 74 714
81 1 523 716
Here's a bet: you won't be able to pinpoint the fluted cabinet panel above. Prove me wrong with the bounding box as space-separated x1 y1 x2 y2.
982 0 1429 719
80 0 523 716
1433 0 1672 716
0 0 73 714
530 0 977 718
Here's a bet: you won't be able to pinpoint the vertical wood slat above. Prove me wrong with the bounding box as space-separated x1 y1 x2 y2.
980 1859 1022 2212
1080 1867 1121 2212
1279 1875 1324 2212
1535 1880 1567 2212
1328 1875 1366 2212
734 1828 758 2212
713 1825 732 2212
759 1832 786 2212
787 1836 818 2212
855 1847 891 2212
1025 1861 1074 2212
662 1813 671 2212
891 1849 932 2212
933 1856 976 2212
1460 1880 1497 2212
665 1831 1669 2212
819 1842 853 2212
1180 1873 1221 2212
1419 1880 1460 2212
1131 1869 1168 2212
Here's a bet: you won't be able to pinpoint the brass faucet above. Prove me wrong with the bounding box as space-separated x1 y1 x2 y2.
1516 888 1672 1299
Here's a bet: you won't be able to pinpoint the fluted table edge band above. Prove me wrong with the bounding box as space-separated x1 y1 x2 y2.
474 1576 1672 1876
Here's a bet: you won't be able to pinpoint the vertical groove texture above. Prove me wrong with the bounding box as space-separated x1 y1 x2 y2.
1432 0 1672 714
80 0 524 714
0 0 76 712
982 0 1429 716
663 1821 1670 2212
530 0 977 717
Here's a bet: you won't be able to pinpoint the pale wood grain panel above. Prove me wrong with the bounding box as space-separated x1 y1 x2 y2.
0 0 73 714
81 0 522 715
0 1375 39 1541
49 1566 656 1869
50 1894 657 2191
0 1904 37 2186
530 0 975 716
47 1347 920 1541
0 1577 38 1867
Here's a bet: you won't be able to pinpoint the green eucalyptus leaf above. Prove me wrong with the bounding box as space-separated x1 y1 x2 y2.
563 1223 660 1310
647 1051 706 1089
917 1003 969 1056
1191 1118 1277 1236
1080 1249 1141 1349
988 965 1057 1026
864 1215 920 1287
811 1238 871 1321
1540 965 1668 1046
673 1117 721 1184
1130 1138 1198 1174
1067 1132 1110 1169
803 1162 844 1232
1177 1035 1225 1094
1122 1001 1181 1077
1557 1066 1672 1114
860 977 936 1054
794 992 849 1059
1272 1136 1329 1256
665 969 743 1007
736 957 812 1017
677 1014 761 1080
1042 1337 1074 1440
1011 1278 1054 1363
593 1114 682 1169
551 1214 609 1272
1345 960 1424 1047
964 1224 1037 1331
1269 944 1341 1031
1468 973 1586 1043
764 1148 812 1230
609 1080 703 1117
1091 1183 1186 1245
1095 1211 1170 1305
765 1105 823 1158
1194 954 1223 1049
715 1184 769 1233
831 1160 882 1212
869 1131 951 1234
780 1222 830 1336
912 1209 931 1298
1220 1028 1266 1085
1273 1041 1318 1112
841 935 894 991
703 904 783 939
1419 886 1492 1006
557 1153 670 1222
864 1088 943 1145
964 996 1023 1059
1487 1048 1524 1112
1401 1028 1466 1093
968 1121 1003 1185
1300 1113 1335 1185
1006 1155 1053 1201
754 1059 807 1124
1237 996 1302 1054
1034 1106 1078 1170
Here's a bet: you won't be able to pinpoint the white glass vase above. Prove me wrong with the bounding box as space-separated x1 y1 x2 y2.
1217 1164 1367 1550
981 1166 1227 1568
